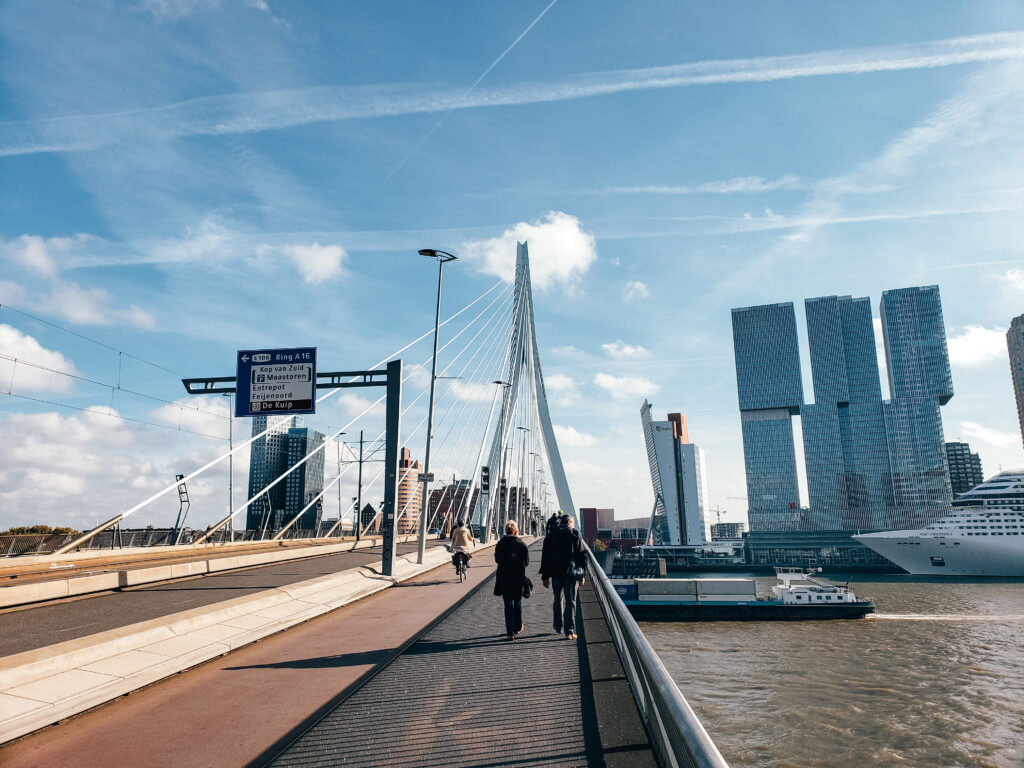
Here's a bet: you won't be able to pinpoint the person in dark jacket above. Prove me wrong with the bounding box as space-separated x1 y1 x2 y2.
539 515 586 639
494 520 530 641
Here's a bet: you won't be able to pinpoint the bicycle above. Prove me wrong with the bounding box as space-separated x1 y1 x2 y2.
453 551 469 582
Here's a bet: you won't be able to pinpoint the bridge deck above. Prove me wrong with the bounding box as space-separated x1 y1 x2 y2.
0 543 656 767
270 544 656 768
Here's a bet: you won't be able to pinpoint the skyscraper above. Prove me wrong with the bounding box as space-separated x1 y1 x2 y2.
641 400 708 545
396 447 422 533
246 414 302 533
801 295 890 529
880 286 954 526
731 303 803 530
945 441 984 496
733 285 955 551
1007 314 1024 449
283 427 326 532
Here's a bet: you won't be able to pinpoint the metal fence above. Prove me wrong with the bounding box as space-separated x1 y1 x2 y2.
585 545 730 768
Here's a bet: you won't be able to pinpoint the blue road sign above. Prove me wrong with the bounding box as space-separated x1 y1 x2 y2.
235 347 317 417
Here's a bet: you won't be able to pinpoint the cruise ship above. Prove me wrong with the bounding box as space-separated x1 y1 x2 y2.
854 471 1024 577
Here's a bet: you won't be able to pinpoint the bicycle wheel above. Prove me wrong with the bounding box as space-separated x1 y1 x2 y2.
459 564 466 582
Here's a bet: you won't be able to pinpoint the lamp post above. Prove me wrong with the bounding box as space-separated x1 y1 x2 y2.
515 426 530 531
417 248 457 564
222 393 234 542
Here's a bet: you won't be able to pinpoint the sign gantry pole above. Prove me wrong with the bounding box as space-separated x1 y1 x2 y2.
181 358 404 577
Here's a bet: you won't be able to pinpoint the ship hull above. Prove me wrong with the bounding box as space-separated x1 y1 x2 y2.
853 533 1024 577
624 600 875 621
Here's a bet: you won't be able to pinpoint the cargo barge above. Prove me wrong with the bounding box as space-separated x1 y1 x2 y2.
611 567 874 621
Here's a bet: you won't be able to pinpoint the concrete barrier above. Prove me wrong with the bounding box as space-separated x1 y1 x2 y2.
0 535 424 609
0 541 491 744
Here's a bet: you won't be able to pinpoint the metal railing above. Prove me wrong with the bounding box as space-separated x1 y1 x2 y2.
585 546 730 768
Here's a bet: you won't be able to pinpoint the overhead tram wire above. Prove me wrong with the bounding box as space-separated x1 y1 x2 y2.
55 279 510 551
0 303 185 379
251 285 516 541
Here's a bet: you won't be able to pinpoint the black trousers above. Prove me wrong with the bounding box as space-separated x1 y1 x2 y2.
503 598 522 635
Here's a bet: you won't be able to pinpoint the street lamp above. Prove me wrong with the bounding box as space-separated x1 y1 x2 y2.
515 426 530 531
417 248 457 565
222 393 233 542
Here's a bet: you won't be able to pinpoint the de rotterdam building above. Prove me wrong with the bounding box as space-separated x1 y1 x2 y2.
731 285 956 565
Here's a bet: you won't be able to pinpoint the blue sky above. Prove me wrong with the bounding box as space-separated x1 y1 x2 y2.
2 0 1024 531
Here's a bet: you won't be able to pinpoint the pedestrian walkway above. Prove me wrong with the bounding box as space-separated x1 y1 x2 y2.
268 544 656 768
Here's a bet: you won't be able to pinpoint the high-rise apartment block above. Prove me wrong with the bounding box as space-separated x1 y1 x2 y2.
945 441 984 496
1008 314 1024 449
246 415 326 534
396 447 422 533
730 303 803 530
732 285 954 538
283 427 325 532
641 400 708 545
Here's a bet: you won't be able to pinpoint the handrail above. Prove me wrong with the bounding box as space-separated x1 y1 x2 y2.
584 546 730 768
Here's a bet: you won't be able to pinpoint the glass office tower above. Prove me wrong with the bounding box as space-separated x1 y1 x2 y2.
880 286 953 527
802 296 890 529
731 303 803 530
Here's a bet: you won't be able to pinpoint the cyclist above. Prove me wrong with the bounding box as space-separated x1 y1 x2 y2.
450 519 475 577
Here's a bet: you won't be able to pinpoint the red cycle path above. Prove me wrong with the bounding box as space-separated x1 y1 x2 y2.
0 555 493 768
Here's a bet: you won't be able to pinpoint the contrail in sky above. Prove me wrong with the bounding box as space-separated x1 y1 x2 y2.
382 0 559 181
2 31 1024 157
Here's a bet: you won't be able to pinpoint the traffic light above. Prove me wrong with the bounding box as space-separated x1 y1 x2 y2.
480 465 490 493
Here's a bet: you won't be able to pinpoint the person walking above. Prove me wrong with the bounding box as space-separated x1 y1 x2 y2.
494 520 530 641
539 515 586 640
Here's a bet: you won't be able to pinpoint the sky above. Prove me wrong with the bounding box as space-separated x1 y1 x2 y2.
2 0 1024 533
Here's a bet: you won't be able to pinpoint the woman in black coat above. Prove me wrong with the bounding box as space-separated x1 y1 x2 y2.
494 520 530 640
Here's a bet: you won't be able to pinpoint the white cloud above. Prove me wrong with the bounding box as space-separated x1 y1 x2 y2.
0 234 92 278
594 373 659 399
47 282 116 325
334 392 386 418
284 242 347 284
602 340 650 359
461 211 597 291
544 373 581 407
947 326 1007 367
128 305 158 330
622 280 650 301
608 175 803 196
0 325 79 393
553 425 597 448
961 421 1018 447
6 32 1024 156
0 406 242 530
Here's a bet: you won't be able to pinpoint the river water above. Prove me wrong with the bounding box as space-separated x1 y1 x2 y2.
641 575 1024 767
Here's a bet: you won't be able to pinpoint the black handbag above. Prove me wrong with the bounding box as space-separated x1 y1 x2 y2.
522 576 534 599
565 532 585 581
